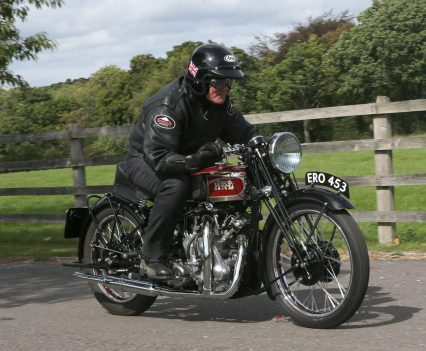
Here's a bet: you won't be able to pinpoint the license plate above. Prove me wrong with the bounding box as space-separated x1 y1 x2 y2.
305 172 350 198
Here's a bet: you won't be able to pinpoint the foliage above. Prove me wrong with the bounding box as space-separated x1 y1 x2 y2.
325 0 426 103
0 0 63 87
86 65 133 126
0 2 425 160
249 11 354 62
229 47 262 114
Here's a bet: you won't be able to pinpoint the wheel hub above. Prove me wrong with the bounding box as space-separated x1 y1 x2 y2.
291 241 341 286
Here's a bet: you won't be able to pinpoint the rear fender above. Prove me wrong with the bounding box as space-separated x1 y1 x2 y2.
64 196 115 261
75 194 146 261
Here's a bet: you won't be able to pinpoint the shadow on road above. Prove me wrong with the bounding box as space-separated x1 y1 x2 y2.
0 264 91 308
141 285 421 327
144 294 280 323
0 264 421 329
340 286 422 329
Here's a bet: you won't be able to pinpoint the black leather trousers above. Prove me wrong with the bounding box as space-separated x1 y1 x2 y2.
125 154 190 262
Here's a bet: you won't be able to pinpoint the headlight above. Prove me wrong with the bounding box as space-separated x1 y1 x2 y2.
268 132 302 173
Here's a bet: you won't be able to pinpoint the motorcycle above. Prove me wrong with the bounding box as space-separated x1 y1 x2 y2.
64 132 369 328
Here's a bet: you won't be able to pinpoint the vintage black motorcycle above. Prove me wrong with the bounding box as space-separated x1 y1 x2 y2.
64 132 369 328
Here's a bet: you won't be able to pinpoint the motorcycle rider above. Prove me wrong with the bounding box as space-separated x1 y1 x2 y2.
126 43 254 280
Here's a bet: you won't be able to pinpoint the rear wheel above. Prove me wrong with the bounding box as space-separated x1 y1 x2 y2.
266 203 369 328
83 205 156 315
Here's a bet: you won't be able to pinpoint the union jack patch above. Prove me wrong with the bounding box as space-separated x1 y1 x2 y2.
188 61 199 77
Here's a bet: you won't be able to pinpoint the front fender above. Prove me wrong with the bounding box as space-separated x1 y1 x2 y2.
285 186 354 211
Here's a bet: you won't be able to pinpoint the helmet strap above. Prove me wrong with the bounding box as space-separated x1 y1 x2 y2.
185 75 208 96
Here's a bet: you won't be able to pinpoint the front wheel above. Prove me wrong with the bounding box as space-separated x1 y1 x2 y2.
265 203 370 328
83 205 156 315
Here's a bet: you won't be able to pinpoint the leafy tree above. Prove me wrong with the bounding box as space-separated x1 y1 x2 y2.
0 86 79 160
326 0 426 103
255 36 332 141
256 36 328 111
87 65 132 126
228 47 262 114
129 54 164 91
0 0 63 87
249 11 356 140
250 11 354 63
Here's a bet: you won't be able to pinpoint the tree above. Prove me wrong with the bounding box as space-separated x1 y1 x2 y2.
0 86 80 160
129 54 164 90
250 11 354 63
0 0 63 87
255 36 332 141
228 47 262 114
249 11 357 141
325 0 426 103
87 65 132 126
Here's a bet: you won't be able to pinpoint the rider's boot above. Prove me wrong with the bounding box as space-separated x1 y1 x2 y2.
140 259 174 281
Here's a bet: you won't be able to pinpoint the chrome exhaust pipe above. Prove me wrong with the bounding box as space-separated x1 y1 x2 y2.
74 237 246 300
73 271 160 297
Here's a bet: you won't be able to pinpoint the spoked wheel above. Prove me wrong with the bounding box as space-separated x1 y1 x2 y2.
266 202 369 328
83 205 156 315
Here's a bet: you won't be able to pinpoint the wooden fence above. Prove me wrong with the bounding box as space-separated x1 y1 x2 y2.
0 96 425 244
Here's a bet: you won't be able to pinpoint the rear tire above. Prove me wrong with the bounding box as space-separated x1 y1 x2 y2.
265 203 369 328
83 205 156 316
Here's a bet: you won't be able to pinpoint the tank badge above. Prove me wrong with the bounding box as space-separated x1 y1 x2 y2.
214 179 235 191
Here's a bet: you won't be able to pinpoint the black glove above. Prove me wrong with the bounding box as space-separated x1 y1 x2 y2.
185 142 223 172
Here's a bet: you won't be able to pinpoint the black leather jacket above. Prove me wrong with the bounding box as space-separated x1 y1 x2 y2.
128 76 254 175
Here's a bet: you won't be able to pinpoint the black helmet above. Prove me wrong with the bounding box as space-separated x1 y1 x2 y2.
186 43 244 83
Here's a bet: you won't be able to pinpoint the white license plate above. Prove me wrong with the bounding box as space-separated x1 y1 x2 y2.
305 172 350 198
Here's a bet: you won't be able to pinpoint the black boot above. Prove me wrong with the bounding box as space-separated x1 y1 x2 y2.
140 259 174 281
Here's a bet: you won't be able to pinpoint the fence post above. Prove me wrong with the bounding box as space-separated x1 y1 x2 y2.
69 123 87 207
373 96 396 244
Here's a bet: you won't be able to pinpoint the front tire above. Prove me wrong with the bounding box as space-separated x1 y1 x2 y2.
83 205 156 316
265 203 369 328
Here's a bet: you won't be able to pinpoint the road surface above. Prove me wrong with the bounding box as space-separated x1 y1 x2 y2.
0 259 425 351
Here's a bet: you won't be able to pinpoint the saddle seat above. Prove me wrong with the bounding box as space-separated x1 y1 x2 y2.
112 162 152 202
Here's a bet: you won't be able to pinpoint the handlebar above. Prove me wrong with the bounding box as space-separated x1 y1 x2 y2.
223 144 243 156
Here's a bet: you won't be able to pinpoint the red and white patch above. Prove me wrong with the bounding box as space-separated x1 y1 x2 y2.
154 115 176 129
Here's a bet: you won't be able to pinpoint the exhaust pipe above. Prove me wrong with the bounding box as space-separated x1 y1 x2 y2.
73 271 160 297
74 237 246 300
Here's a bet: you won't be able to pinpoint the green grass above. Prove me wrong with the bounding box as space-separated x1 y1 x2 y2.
0 223 77 259
0 149 425 259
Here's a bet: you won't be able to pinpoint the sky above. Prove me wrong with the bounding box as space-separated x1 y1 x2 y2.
10 0 373 87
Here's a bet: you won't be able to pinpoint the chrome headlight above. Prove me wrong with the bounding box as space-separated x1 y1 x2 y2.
268 132 302 173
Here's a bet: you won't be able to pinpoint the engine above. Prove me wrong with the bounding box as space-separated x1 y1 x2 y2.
168 202 250 292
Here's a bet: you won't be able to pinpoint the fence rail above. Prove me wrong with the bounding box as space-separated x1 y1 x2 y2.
0 96 425 244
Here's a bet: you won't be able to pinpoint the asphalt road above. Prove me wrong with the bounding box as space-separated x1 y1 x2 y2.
0 259 425 351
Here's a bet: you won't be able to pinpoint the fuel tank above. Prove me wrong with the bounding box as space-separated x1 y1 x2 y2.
191 163 247 202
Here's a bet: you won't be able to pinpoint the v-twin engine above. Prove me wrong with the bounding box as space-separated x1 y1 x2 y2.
171 204 250 294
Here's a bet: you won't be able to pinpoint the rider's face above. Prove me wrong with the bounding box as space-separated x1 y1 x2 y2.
205 84 229 105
